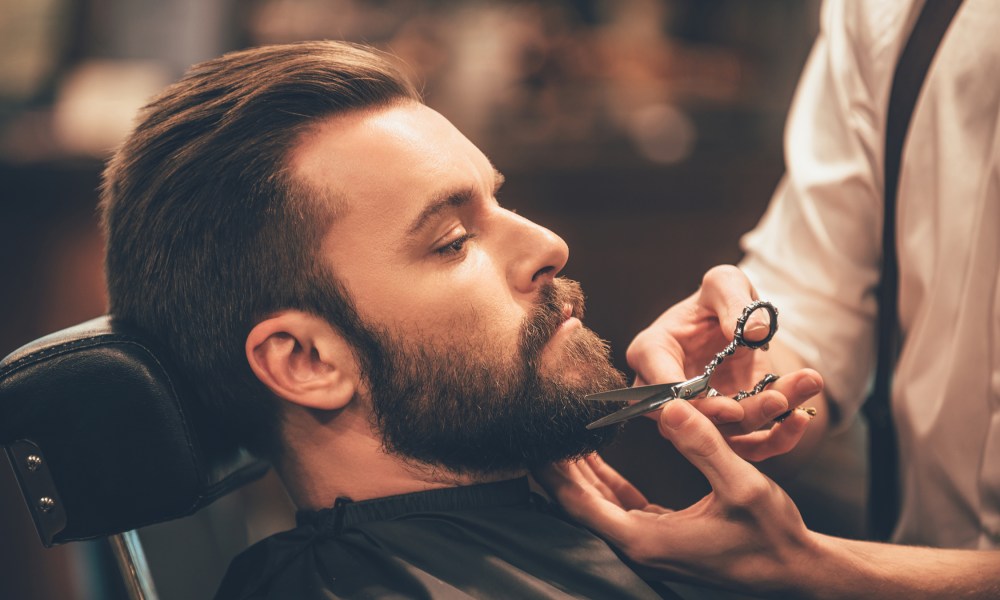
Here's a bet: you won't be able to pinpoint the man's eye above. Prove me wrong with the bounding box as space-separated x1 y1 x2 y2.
436 233 476 256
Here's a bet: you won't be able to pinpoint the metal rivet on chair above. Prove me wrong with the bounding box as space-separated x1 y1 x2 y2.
38 497 56 513
25 454 43 472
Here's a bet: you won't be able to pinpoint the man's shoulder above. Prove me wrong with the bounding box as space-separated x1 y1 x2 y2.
213 501 670 599
213 526 315 600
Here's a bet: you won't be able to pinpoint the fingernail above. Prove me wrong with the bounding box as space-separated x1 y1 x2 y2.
764 396 789 419
745 315 770 340
799 406 818 420
663 400 694 430
795 376 821 397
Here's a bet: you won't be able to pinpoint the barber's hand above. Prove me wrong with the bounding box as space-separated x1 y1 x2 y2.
537 399 815 596
628 265 821 461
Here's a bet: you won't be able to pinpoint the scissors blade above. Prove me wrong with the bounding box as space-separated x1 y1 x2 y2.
584 382 678 404
586 391 676 430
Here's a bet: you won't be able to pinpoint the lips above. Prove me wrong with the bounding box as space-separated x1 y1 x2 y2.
520 279 587 361
541 290 578 336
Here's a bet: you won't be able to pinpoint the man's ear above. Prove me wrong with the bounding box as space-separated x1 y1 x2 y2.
246 311 359 411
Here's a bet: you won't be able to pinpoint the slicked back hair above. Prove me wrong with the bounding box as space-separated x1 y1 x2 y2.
100 41 420 459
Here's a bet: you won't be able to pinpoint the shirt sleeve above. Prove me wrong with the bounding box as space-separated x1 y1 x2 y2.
738 0 888 430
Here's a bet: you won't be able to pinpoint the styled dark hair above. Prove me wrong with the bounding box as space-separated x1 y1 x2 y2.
100 41 420 459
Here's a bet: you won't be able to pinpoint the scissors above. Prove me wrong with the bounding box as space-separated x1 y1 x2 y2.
586 300 781 430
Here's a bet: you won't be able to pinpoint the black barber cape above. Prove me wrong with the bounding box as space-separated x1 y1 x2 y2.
215 477 681 599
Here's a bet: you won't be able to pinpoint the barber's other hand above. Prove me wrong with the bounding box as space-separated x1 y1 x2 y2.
627 265 821 461
537 399 816 596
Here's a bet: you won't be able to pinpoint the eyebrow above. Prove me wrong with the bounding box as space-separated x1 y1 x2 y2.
406 169 505 237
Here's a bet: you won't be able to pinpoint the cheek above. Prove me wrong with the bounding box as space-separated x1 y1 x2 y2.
412 284 523 348
397 278 526 351
355 259 528 349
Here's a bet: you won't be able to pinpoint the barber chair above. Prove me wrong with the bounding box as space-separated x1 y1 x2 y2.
0 317 270 600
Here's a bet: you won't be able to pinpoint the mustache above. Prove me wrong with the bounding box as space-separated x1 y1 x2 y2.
520 278 586 362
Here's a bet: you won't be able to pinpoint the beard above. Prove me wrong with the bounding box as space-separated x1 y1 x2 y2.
352 278 627 476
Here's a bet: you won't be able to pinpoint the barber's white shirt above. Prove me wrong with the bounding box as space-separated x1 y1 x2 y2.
740 0 1000 549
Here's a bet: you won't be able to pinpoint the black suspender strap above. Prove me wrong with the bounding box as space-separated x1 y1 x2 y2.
864 0 965 541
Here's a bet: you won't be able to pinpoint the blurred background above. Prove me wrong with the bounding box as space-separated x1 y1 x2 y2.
1 0 824 598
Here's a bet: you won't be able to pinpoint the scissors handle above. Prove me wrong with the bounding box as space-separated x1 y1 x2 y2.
735 300 779 349
731 373 780 402
703 300 779 377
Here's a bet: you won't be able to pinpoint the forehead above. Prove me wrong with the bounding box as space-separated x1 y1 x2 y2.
289 101 492 213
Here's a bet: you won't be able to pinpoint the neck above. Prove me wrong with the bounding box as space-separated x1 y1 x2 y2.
276 402 525 510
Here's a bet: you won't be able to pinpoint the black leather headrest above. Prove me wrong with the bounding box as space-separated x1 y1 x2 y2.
0 316 268 546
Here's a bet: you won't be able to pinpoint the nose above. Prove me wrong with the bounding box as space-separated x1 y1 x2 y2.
502 210 569 294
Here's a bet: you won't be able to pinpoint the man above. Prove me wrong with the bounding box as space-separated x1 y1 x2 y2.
541 0 1000 597
100 41 818 599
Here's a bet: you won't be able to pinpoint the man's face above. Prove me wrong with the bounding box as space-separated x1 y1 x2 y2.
291 101 625 474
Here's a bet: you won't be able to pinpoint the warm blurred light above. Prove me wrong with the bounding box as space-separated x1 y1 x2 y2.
52 60 170 158
626 103 696 164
